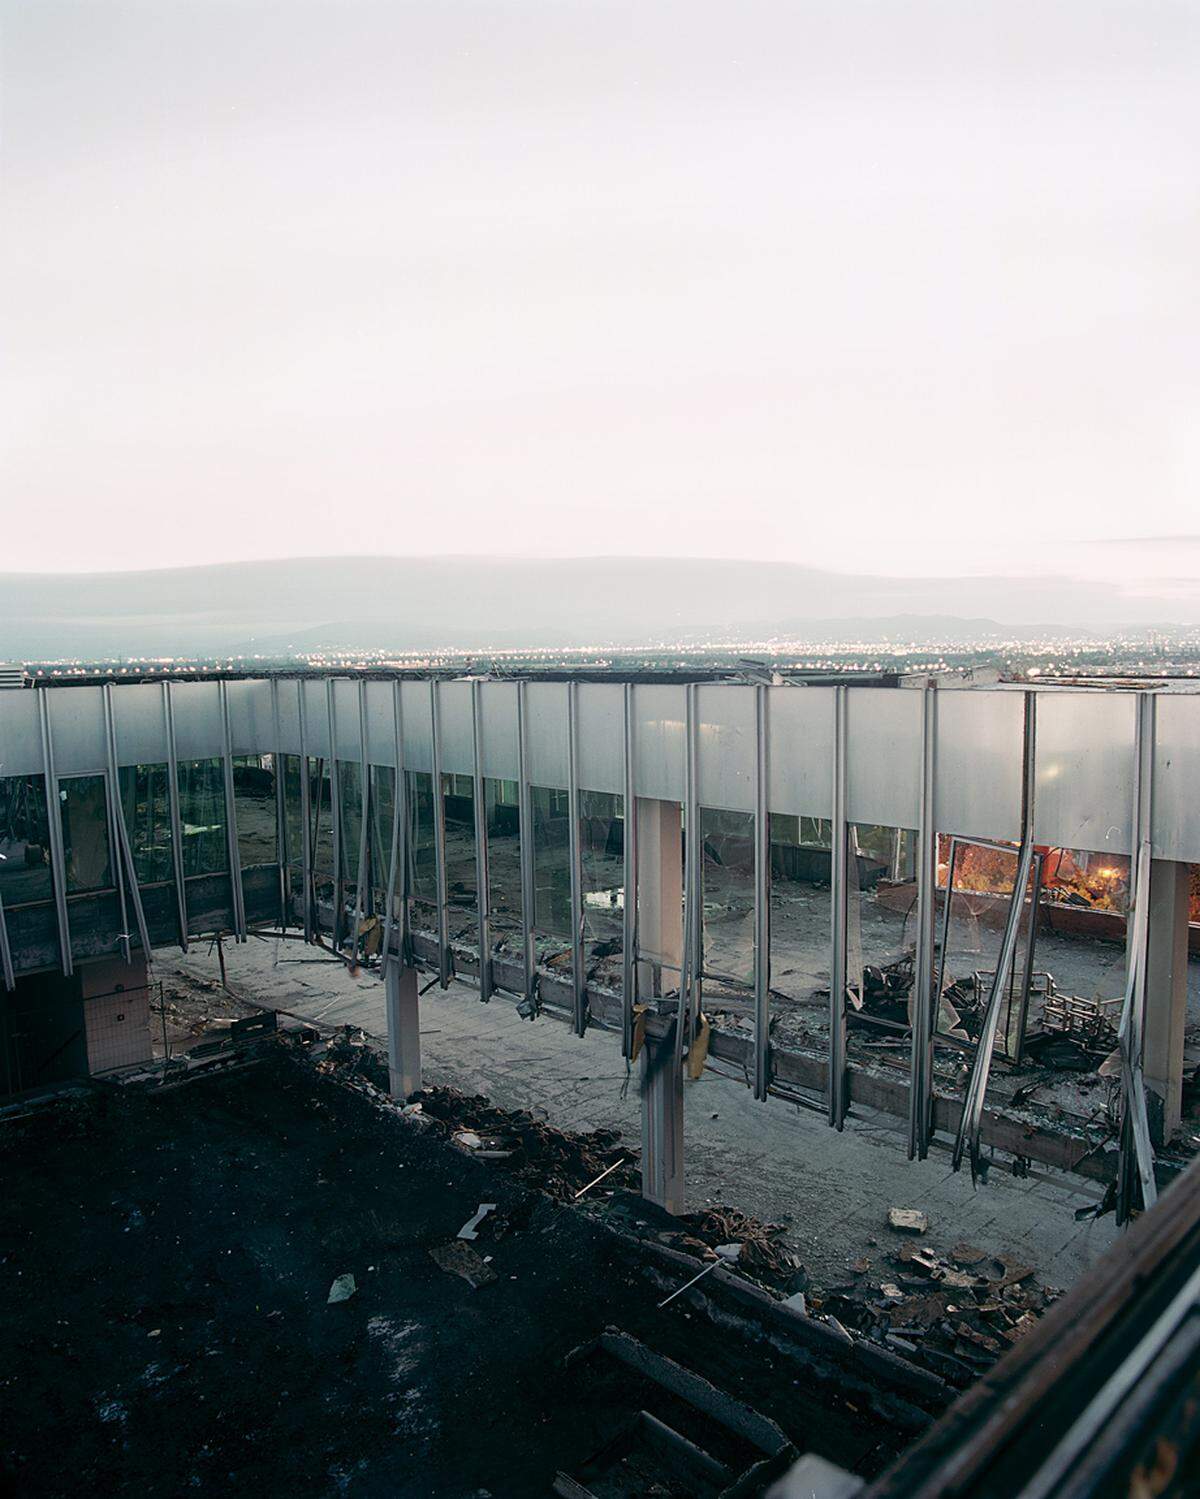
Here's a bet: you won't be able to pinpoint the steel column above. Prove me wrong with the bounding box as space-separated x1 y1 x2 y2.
0 888 13 992
380 680 406 971
297 683 314 943
429 679 451 987
36 689 72 976
103 682 151 965
752 684 771 1101
516 680 537 1005
217 680 246 941
101 691 132 967
326 679 343 948
470 681 492 1002
677 683 700 1070
271 678 288 929
385 960 421 1099
567 681 586 1035
162 682 189 949
908 686 938 1158
349 680 372 962
641 1025 685 1215
621 683 638 1059
828 685 849 1128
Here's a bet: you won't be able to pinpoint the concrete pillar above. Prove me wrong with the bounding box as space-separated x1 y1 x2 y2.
385 960 421 1100
641 1028 685 1215
635 798 683 999
1144 859 1191 1145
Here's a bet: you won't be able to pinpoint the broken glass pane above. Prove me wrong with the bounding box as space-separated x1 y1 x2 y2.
60 775 113 893
118 763 173 885
0 774 53 905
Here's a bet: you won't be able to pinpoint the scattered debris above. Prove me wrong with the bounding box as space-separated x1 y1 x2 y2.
327 1273 357 1305
429 1241 498 1289
887 1209 930 1235
457 1203 498 1241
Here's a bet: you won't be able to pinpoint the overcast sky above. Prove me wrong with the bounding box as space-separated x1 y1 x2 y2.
2 1 1198 579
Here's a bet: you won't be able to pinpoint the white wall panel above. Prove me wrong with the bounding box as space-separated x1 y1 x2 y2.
331 678 363 762
767 686 834 818
226 679 275 757
526 682 569 788
46 686 107 774
633 685 686 804
479 682 519 782
935 690 1024 842
110 684 168 767
275 679 302 757
1033 690 1136 854
399 680 432 772
0 689 43 777
846 688 921 829
1152 694 1200 863
696 684 755 813
300 679 330 759
576 683 624 795
364 681 397 767
437 681 475 777
168 681 223 761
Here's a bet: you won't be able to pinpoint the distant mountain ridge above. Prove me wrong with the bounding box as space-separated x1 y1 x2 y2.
0 556 1194 659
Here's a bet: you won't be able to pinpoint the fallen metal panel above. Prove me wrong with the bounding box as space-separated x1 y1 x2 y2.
46 684 107 774
109 682 169 767
526 681 570 788
934 689 1023 842
479 681 520 782
576 682 624 795
1151 692 1200 863
633 684 686 804
696 683 756 815
766 684 835 819
845 687 922 829
0 686 42 776
1033 689 1137 855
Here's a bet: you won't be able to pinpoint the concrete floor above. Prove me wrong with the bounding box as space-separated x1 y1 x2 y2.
156 933 1121 1294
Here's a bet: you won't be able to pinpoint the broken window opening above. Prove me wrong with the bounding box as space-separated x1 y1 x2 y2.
0 774 54 907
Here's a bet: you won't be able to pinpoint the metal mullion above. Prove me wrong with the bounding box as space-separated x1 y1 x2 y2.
429 679 451 987
349 680 372 962
326 679 343 948
101 698 132 968
953 690 1037 1177
271 679 288 929
297 683 314 943
677 683 700 1070
828 685 849 1128
471 681 492 1002
103 682 150 965
36 689 72 976
621 683 638 1059
909 686 938 1158
380 680 405 972
567 682 586 1034
516 681 536 1003
753 684 771 1101
162 683 189 949
218 681 246 941
0 887 14 991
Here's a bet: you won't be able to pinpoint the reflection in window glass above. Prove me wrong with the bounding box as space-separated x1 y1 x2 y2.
769 814 832 1057
0 774 53 905
234 755 277 868
485 777 521 958
282 754 303 871
118 763 173 884
531 785 570 943
177 759 228 878
60 775 113 893
407 771 436 908
699 807 755 989
337 761 363 891
847 823 918 1037
310 759 335 901
369 765 396 915
442 772 478 944
580 790 624 990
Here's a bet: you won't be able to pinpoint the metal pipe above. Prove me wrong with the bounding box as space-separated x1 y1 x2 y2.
908 686 938 1158
36 688 72 976
621 682 638 1060
828 685 849 1128
162 682 189 950
677 683 699 1071
429 679 451 987
471 681 492 1002
753 684 771 1101
217 680 246 941
326 679 343 949
349 680 372 962
297 682 314 943
567 681 586 1035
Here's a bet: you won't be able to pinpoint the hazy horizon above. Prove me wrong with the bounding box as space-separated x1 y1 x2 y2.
4 2 1199 586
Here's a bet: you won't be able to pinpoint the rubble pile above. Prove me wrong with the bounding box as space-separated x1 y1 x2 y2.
813 1238 1060 1388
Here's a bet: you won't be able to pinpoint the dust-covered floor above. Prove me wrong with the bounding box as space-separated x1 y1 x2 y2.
0 1051 931 1499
